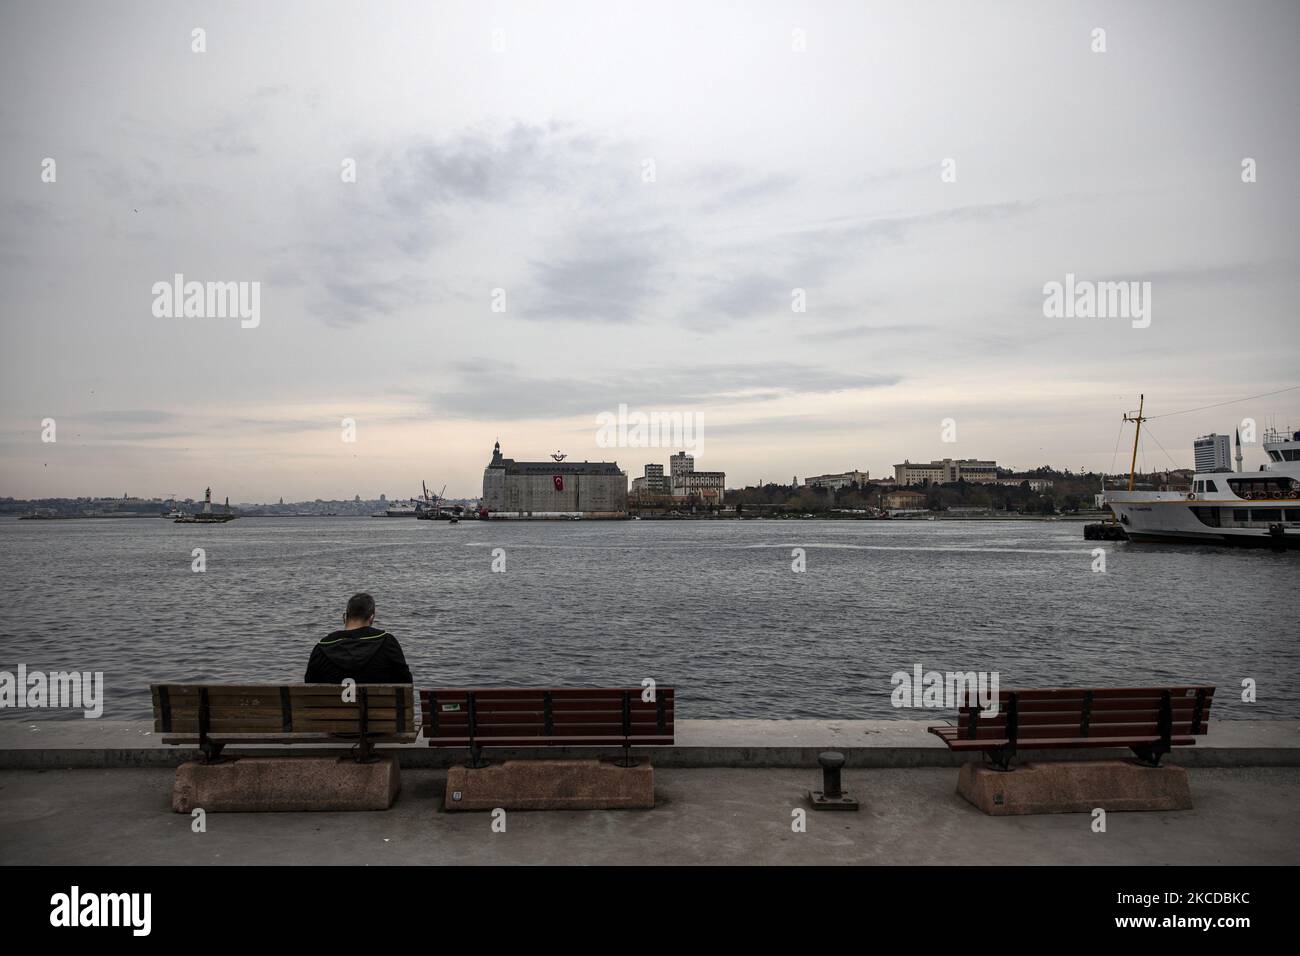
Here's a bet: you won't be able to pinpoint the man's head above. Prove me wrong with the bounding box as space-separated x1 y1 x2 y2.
344 592 376 628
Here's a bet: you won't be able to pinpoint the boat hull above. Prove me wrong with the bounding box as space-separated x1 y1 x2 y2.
1104 491 1299 549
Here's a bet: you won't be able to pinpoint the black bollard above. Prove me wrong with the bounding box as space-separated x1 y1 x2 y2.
1268 523 1286 553
809 750 858 810
820 751 844 798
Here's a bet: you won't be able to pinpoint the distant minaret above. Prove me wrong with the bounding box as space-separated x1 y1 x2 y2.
1235 429 1243 473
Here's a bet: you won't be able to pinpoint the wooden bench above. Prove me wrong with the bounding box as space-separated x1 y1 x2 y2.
928 685 1214 770
421 686 675 766
150 683 417 763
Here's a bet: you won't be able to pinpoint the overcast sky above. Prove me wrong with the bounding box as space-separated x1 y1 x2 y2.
1 0 1297 501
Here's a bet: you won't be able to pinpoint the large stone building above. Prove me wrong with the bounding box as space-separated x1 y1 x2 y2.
481 442 627 518
894 458 998 485
804 469 870 490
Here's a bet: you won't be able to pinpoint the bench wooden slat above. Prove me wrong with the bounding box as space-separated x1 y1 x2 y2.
937 735 1197 751
939 722 1207 741
929 685 1212 764
420 687 675 752
151 683 415 747
956 710 1211 733
162 733 418 745
954 687 1215 706
424 736 675 748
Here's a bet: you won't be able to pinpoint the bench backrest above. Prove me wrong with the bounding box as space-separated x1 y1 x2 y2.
953 686 1214 743
420 687 675 747
150 683 417 745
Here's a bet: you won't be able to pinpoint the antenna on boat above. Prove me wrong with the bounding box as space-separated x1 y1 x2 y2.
1122 394 1146 492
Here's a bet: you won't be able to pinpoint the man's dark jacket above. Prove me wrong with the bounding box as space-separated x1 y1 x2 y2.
304 625 413 684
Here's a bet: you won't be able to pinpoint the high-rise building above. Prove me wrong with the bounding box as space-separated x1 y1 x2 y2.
1193 434 1232 473
644 463 668 492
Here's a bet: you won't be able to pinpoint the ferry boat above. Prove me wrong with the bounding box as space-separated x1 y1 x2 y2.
1103 397 1299 548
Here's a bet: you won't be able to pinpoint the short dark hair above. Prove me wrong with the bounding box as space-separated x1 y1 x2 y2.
345 592 375 621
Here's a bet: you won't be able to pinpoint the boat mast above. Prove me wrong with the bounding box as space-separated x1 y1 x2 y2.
1123 394 1146 492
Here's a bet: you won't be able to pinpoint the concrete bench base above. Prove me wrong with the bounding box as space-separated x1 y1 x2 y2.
172 755 401 812
444 758 654 811
958 759 1192 815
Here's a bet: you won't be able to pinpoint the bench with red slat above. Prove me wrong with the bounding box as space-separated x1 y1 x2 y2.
927 685 1214 769
421 687 674 764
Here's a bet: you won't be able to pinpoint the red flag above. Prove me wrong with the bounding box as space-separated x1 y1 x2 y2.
553 475 564 491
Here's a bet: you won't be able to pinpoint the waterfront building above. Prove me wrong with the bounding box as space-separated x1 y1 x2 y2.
894 458 998 485
994 477 1055 492
663 450 724 502
804 469 870 490
884 489 928 510
482 442 627 517
674 471 726 501
1193 434 1232 473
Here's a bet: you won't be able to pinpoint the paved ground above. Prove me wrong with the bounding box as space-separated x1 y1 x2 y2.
2 766 1297 865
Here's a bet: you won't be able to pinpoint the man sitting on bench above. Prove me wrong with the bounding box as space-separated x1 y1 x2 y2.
304 592 413 685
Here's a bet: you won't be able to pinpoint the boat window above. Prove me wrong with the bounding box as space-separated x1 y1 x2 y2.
1227 477 1296 496
1286 509 1300 522
1252 509 1282 522
1270 451 1283 461
1194 481 1202 492
1204 480 1218 493
1285 449 1300 461
1233 509 1250 521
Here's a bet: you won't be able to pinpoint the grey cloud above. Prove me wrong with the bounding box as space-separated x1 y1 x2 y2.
76 409 175 425
381 121 608 207
698 173 799 213
805 322 936 340
432 361 900 420
685 200 1039 328
524 229 671 323
696 271 791 320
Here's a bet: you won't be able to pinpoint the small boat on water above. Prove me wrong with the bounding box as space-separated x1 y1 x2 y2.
175 487 237 523
1102 396 1299 548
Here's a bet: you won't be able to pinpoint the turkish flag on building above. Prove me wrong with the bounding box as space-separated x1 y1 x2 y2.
553 475 564 491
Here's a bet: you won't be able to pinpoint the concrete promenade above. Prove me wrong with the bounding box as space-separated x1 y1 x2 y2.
2 766 1297 865
1 719 1296 866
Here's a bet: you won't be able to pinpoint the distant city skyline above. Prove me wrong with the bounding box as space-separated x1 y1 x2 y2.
2 1 1298 500
4 408 1294 504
